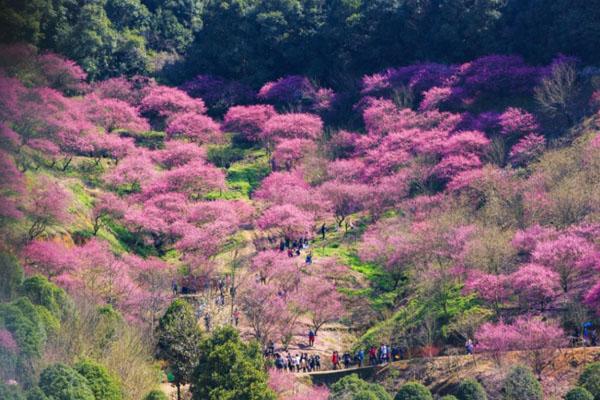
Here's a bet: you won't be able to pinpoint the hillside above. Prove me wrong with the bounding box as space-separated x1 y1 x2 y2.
1 15 600 400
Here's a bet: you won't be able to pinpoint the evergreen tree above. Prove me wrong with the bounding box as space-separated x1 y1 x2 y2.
190 325 276 400
0 252 23 302
155 299 202 400
74 359 123 400
39 364 95 400
456 379 487 400
502 365 542 400
330 374 392 400
395 382 433 400
579 362 600 400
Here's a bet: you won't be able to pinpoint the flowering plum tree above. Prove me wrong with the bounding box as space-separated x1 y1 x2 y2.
318 180 368 228
499 108 539 136
298 276 344 335
180 74 255 112
271 139 316 171
222 105 277 143
476 316 566 373
23 176 72 240
432 154 482 181
139 86 206 128
165 112 222 144
22 240 76 278
104 152 157 192
258 75 335 113
239 281 288 346
257 204 314 241
91 192 127 235
532 234 594 292
510 264 561 311
250 251 300 289
509 134 546 166
154 140 206 168
84 94 150 133
463 272 510 310
261 113 323 149
142 160 226 200
36 52 88 95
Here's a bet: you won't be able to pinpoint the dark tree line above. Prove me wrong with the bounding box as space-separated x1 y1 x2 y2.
1 0 600 85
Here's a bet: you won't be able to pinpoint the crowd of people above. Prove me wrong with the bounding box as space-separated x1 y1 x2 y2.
273 352 322 372
280 237 313 265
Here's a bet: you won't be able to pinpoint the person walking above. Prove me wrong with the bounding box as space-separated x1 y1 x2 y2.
369 345 377 366
356 349 364 367
465 338 474 355
315 354 321 371
308 329 315 347
332 351 340 370
342 352 351 369
204 313 211 332
305 251 312 265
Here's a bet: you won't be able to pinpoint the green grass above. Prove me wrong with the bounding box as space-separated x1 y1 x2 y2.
225 148 271 198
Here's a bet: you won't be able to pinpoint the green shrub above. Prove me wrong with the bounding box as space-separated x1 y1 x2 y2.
0 299 47 358
580 362 600 399
26 387 49 400
0 252 23 301
20 275 72 321
502 365 542 400
0 381 25 400
206 144 244 168
190 326 275 400
75 359 123 400
456 378 487 400
330 374 392 400
118 130 165 149
442 396 459 400
565 387 594 400
144 390 168 400
39 364 95 400
394 382 433 400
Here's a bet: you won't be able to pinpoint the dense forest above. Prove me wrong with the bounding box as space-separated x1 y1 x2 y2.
2 1 600 400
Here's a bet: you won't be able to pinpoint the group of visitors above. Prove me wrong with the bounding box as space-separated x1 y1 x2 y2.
329 344 404 370
274 352 322 373
280 238 313 265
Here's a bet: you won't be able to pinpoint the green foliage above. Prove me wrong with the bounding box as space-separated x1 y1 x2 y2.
394 382 433 400
39 364 95 400
206 144 245 168
502 365 542 400
119 130 165 150
330 374 392 400
156 299 202 392
191 325 276 400
0 252 23 302
19 275 72 321
226 151 271 198
143 390 168 400
0 381 25 400
26 387 49 400
579 362 600 400
456 379 487 400
74 359 123 400
442 396 459 400
565 387 594 400
0 298 47 358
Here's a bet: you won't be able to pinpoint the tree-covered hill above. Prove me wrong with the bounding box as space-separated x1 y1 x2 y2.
2 5 600 399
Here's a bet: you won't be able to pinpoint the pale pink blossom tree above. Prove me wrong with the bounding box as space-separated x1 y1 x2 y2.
532 234 594 292
298 276 344 335
222 105 277 143
510 264 561 311
257 204 314 241
165 112 222 144
23 176 72 240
